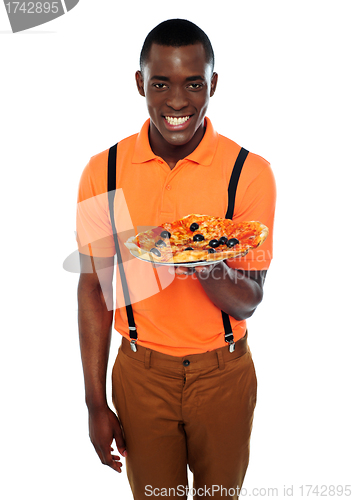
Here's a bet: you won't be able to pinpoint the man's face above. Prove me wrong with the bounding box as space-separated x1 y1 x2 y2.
136 43 218 148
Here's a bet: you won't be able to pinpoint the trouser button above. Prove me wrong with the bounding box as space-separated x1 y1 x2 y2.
183 359 190 367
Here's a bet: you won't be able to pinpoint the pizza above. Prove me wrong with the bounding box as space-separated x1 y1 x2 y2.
125 214 268 265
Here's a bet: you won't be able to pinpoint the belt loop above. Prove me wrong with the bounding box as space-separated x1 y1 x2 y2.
216 350 225 370
144 349 151 369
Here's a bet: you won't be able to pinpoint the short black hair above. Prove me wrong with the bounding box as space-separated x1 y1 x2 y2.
140 19 214 73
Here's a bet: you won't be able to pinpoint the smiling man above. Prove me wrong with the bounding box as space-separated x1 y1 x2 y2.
77 19 276 500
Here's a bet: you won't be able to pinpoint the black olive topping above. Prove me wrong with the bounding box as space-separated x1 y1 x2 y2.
193 233 205 242
227 238 239 248
209 239 220 248
155 239 166 247
218 236 228 245
208 248 216 254
184 247 194 251
190 223 199 232
160 230 171 239
150 248 161 257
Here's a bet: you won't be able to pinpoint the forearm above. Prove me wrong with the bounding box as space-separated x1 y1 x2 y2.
195 262 265 321
78 279 114 410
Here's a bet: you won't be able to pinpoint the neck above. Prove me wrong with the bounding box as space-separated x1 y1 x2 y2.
148 122 206 170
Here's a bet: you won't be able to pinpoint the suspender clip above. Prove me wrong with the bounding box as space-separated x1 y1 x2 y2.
224 331 235 353
128 326 137 351
130 339 137 352
228 341 235 353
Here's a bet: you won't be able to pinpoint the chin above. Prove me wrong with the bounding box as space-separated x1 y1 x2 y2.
163 125 199 145
164 133 193 146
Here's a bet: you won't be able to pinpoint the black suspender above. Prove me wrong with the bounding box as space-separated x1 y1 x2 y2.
107 143 249 352
225 147 249 220
221 147 249 351
107 143 138 352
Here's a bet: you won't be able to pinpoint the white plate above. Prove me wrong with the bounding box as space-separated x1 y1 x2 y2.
132 252 226 267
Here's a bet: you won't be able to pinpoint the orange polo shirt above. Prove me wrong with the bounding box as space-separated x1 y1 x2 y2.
76 117 276 356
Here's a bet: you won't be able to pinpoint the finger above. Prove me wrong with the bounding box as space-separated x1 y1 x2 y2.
114 432 128 457
117 446 128 458
194 263 217 274
111 455 123 466
174 266 187 275
106 459 122 473
194 266 207 273
175 266 196 275
99 447 123 472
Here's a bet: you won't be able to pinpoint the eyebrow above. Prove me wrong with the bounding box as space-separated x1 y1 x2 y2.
150 75 205 82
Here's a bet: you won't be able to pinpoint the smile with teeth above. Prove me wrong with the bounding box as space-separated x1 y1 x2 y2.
164 116 191 125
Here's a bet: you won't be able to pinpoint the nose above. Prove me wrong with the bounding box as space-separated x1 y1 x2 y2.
166 86 189 110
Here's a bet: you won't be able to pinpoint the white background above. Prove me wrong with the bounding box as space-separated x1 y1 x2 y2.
1 1 352 498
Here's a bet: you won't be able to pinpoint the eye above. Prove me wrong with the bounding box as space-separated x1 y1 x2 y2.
187 83 204 90
153 83 168 89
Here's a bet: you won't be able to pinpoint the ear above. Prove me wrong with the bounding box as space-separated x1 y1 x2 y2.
135 70 145 97
210 72 218 97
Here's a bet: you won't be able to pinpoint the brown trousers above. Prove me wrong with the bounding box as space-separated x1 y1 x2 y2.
112 333 257 500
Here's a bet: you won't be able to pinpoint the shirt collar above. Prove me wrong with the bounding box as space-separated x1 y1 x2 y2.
132 117 218 166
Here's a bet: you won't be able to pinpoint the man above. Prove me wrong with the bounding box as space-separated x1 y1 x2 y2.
77 19 276 500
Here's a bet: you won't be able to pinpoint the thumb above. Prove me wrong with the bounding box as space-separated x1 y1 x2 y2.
119 447 128 458
114 429 128 457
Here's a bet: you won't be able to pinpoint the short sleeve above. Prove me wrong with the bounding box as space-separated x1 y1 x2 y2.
226 154 276 271
76 155 116 258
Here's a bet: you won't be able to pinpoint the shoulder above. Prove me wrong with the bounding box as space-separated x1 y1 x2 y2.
216 133 276 212
243 151 275 195
87 132 139 178
218 133 274 181
78 148 110 201
78 133 139 201
219 133 270 168
246 151 272 179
